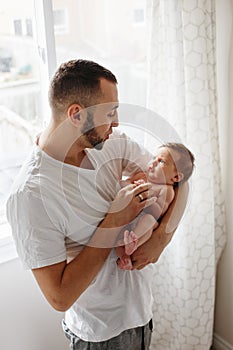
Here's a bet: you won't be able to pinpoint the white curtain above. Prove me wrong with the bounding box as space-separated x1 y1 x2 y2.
146 1 226 349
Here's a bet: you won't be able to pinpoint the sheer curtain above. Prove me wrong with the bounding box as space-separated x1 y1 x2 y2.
146 1 226 349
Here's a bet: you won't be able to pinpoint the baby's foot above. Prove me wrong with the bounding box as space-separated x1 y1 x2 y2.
117 256 133 270
124 230 138 255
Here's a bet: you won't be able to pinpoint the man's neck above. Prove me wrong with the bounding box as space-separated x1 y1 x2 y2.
38 118 85 166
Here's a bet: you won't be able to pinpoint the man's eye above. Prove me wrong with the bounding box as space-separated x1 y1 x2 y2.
107 110 116 117
159 160 165 164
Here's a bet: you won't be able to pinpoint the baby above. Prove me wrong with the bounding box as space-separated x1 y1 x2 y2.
115 142 195 270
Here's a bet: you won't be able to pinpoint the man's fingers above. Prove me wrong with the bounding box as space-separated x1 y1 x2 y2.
131 261 148 270
136 264 148 270
133 183 152 196
140 196 157 208
131 258 156 270
132 182 157 205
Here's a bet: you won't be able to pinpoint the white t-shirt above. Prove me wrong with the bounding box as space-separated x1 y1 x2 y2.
6 130 155 342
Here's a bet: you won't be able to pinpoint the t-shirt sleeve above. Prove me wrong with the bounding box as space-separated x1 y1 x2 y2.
6 191 66 269
119 132 152 176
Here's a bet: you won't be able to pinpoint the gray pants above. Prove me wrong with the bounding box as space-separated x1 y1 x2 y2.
62 319 153 350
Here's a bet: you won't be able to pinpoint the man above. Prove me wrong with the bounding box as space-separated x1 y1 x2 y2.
6 59 188 349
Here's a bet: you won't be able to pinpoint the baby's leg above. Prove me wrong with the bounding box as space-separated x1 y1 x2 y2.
124 230 138 255
115 245 133 270
115 215 158 269
125 214 157 255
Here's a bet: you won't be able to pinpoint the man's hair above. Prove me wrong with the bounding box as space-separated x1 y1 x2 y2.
160 143 195 184
49 59 117 118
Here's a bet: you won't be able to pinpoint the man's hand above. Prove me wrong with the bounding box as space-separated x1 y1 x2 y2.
130 228 172 270
108 182 157 228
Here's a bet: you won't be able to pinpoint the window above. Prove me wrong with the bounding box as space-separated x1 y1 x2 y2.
13 18 33 37
13 19 23 36
0 0 44 261
0 0 149 262
26 18 33 37
133 9 145 24
52 0 148 106
53 8 69 35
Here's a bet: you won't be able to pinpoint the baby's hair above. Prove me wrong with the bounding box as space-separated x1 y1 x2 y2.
159 143 195 184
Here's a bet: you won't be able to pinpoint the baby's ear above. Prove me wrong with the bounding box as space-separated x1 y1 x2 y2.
174 172 184 183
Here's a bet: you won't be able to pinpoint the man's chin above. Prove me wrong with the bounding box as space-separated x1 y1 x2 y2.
93 141 104 150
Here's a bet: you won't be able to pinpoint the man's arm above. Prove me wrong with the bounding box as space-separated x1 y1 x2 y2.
32 216 119 312
131 182 189 270
32 183 156 311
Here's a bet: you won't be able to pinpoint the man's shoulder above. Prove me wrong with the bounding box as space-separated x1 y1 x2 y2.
88 129 130 160
6 145 50 208
108 129 130 145
110 129 151 155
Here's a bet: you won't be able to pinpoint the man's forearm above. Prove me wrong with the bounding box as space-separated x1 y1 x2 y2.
151 182 189 248
33 213 123 312
144 202 163 220
32 182 157 310
162 182 189 234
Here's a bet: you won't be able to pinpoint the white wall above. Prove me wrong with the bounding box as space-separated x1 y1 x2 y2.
214 0 233 348
0 258 68 350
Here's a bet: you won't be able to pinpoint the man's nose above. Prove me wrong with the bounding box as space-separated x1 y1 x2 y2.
111 111 119 127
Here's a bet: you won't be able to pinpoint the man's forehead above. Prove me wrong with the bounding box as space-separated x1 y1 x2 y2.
99 78 118 102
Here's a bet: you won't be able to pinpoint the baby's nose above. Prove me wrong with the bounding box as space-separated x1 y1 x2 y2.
149 162 155 170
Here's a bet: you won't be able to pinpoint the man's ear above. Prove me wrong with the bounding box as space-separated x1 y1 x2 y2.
73 112 81 120
174 172 184 183
68 104 82 126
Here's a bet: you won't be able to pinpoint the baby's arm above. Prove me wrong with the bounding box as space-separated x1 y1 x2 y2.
119 171 147 188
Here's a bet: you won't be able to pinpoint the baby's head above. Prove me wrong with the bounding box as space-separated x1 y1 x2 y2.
147 143 195 186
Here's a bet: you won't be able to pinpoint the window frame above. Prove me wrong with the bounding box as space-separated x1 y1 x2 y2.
0 0 57 264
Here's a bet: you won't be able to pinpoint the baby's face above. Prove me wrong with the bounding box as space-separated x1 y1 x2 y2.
147 147 178 185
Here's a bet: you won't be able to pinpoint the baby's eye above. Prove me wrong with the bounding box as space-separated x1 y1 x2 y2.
159 159 165 164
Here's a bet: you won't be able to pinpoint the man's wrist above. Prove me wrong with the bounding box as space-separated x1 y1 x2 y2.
100 212 123 229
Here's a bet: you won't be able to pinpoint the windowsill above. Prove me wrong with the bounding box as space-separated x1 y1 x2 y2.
0 78 38 90
0 222 18 264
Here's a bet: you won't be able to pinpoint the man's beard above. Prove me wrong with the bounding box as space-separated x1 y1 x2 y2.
81 109 105 150
84 128 104 150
